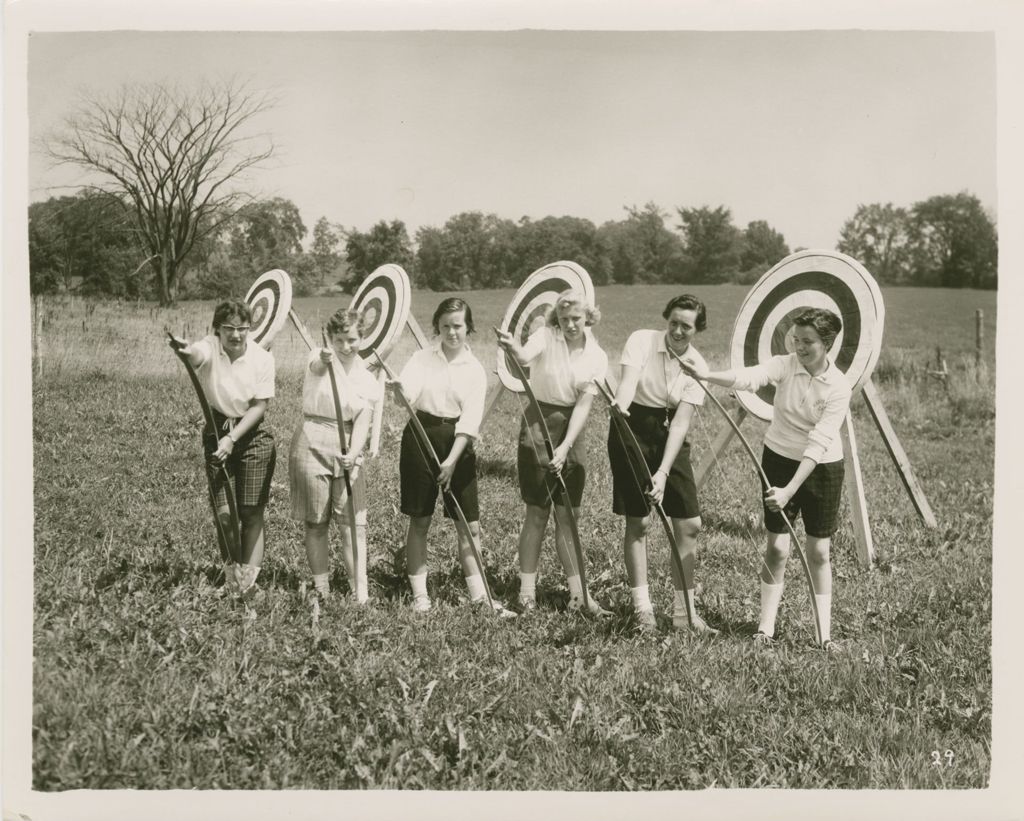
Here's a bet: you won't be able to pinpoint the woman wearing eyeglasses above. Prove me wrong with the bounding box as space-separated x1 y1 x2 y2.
169 299 277 599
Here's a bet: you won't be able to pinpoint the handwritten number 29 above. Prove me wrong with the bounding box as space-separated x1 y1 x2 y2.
931 750 954 768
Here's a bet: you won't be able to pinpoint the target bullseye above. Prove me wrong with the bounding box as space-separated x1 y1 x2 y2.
497 261 595 392
730 250 884 421
245 269 293 349
350 264 412 361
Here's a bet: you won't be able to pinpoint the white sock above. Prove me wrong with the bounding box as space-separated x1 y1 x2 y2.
409 572 428 600
815 593 833 643
567 575 583 601
758 581 785 636
673 588 697 620
465 573 486 602
355 524 368 602
312 572 330 595
519 571 537 599
630 584 652 612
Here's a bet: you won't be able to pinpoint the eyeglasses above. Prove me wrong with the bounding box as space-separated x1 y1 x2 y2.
219 325 251 334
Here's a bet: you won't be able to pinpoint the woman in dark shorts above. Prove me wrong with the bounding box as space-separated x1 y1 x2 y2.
681 307 851 652
170 299 276 599
608 294 717 634
495 289 610 616
388 298 512 616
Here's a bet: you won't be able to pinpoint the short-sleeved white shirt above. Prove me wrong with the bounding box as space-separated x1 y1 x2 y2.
302 351 381 422
398 343 488 439
731 353 852 463
192 335 275 418
620 329 706 409
519 325 608 406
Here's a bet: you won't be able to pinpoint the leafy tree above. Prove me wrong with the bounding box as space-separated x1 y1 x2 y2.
28 192 148 296
836 203 913 284
738 220 790 283
597 203 685 285
413 212 511 290
514 216 612 285
310 216 344 286
228 197 307 272
45 79 275 304
677 205 741 283
908 192 997 289
344 219 414 289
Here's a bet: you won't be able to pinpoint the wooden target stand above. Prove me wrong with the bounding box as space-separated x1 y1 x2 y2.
481 261 598 427
693 251 937 569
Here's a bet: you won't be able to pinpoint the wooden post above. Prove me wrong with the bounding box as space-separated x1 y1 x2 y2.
33 296 42 378
368 368 386 458
479 381 506 428
694 405 747 489
861 378 938 528
288 308 316 351
406 315 431 349
975 308 983 380
839 413 874 568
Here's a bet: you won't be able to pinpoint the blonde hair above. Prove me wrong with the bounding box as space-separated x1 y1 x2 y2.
546 288 601 328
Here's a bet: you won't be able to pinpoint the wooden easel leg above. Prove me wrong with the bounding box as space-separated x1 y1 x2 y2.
694 406 747 490
368 367 386 458
480 382 506 428
840 413 874 568
861 378 938 528
288 308 316 351
406 315 431 349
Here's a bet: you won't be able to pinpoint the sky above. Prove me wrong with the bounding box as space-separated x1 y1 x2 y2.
27 29 996 251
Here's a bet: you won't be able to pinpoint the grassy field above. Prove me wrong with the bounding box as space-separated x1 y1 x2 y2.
31 284 995 789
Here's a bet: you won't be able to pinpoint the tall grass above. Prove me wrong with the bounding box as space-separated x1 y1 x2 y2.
31 288 994 789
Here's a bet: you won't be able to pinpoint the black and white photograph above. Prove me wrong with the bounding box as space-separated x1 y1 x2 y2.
4 1 1023 818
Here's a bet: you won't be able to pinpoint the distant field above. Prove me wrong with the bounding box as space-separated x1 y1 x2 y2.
31 284 994 789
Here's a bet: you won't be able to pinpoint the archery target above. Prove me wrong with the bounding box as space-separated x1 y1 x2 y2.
497 261 595 392
245 269 293 349
350 264 412 361
730 250 885 422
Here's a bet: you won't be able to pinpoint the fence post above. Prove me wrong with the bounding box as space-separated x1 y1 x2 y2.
975 309 984 381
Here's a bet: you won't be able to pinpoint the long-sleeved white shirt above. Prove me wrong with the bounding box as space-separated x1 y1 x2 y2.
731 353 852 464
398 342 488 439
520 325 608 406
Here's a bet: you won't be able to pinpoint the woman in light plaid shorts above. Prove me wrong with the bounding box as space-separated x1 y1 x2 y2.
289 308 380 603
169 299 277 598
681 307 852 652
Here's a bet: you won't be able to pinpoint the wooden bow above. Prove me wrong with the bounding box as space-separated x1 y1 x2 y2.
498 334 592 611
166 331 242 567
321 330 364 600
372 350 495 610
594 379 693 628
666 348 823 645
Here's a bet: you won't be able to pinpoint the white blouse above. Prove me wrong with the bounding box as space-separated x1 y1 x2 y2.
619 329 706 409
519 326 608 406
398 343 488 439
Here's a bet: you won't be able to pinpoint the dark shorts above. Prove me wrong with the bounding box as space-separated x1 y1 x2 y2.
399 411 479 522
607 403 699 520
517 400 586 508
761 447 844 538
203 410 276 508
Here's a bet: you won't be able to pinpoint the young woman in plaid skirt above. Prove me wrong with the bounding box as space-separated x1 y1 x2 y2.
387 297 511 616
494 289 611 617
289 308 380 603
680 307 852 652
170 299 277 598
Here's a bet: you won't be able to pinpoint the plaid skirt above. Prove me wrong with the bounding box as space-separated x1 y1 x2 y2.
761 447 844 538
516 400 586 508
203 411 276 508
289 415 367 525
607 402 699 520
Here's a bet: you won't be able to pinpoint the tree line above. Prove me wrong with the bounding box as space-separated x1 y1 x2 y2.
30 80 997 303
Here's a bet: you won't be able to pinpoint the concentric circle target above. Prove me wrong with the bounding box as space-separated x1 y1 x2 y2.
350 264 412 361
245 269 293 349
730 250 885 421
497 261 595 392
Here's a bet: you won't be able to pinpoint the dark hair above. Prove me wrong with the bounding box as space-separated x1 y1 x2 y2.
326 307 370 338
432 297 475 335
212 299 253 329
662 294 707 332
792 308 842 349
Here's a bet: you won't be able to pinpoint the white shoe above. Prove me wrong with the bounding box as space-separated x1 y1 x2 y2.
672 613 720 635
568 596 613 618
474 597 517 619
412 595 432 613
635 608 657 632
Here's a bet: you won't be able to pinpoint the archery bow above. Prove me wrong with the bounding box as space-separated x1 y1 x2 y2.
666 349 824 645
321 329 365 601
495 329 592 612
166 331 242 569
593 378 694 628
371 350 495 610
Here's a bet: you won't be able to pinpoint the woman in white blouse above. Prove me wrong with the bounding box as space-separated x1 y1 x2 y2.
495 290 611 616
289 308 380 604
680 307 850 652
608 294 717 634
389 297 510 615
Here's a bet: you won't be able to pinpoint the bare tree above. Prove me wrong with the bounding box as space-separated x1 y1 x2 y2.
46 80 275 304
